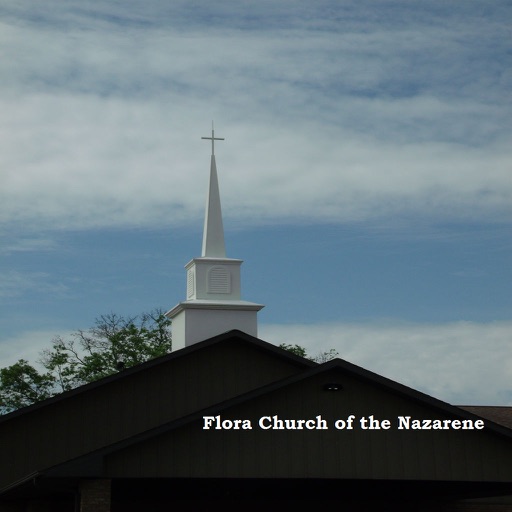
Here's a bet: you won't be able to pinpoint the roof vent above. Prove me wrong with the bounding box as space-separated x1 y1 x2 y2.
323 382 343 391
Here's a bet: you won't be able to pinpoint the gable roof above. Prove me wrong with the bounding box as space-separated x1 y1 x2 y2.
21 356 512 487
3 329 512 504
458 406 512 430
0 329 315 423
0 329 320 496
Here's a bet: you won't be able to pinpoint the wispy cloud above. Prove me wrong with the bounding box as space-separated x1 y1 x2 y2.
1 320 509 407
1 1 510 230
260 320 512 406
0 329 64 368
0 237 57 255
0 271 68 300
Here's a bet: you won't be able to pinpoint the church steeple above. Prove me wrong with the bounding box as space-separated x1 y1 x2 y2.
165 125 264 350
201 126 226 258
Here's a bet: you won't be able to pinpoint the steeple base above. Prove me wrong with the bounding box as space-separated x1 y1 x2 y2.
166 301 264 350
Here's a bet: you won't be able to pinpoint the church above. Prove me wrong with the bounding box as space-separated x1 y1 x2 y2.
1 129 512 511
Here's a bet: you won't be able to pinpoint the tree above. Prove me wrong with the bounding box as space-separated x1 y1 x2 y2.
0 310 172 414
279 343 338 363
0 360 54 412
278 343 308 358
41 310 172 391
312 348 339 363
1 311 336 414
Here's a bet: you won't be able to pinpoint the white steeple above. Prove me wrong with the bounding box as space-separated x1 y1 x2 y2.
166 125 264 350
201 131 226 258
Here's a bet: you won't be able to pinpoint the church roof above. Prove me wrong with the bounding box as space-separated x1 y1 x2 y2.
41 357 512 481
0 329 314 423
458 406 512 430
2 329 512 501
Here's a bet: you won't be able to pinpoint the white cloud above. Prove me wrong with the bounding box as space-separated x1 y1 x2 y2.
6 321 512 405
1 93 510 231
0 271 68 299
3 320 510 408
259 320 512 406
0 3 511 230
0 329 63 369
0 237 57 255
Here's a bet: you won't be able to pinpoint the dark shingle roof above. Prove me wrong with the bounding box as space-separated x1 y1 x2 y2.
458 406 512 429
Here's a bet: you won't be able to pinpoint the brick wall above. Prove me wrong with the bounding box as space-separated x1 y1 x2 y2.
79 479 111 512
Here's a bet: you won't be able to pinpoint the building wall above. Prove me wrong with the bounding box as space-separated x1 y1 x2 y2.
0 336 310 490
105 368 512 482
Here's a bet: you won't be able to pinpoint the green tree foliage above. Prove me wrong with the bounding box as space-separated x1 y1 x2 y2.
312 348 339 363
1 311 336 415
41 310 172 390
279 343 338 363
0 310 171 414
278 343 308 358
0 360 54 412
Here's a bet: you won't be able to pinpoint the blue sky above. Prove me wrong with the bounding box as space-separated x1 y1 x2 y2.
1 1 511 405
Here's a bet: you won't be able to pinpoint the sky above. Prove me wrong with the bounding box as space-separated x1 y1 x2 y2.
1 0 511 406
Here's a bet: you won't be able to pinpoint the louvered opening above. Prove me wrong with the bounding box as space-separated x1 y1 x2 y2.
187 268 195 298
208 266 231 294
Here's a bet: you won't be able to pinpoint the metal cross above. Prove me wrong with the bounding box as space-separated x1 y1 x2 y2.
201 122 224 156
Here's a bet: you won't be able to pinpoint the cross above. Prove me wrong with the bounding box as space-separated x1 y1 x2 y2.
201 122 224 156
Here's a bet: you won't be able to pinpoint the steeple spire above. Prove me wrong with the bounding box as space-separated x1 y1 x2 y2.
165 125 264 350
201 124 226 258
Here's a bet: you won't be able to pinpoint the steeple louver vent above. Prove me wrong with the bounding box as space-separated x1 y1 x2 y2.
187 268 195 298
208 266 230 294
